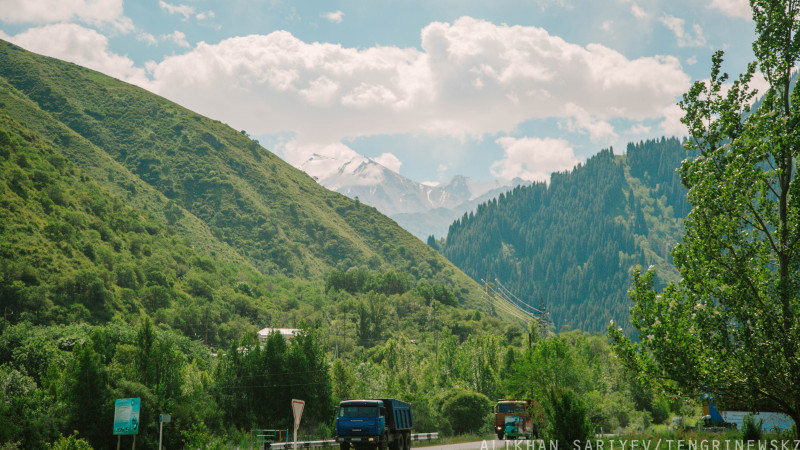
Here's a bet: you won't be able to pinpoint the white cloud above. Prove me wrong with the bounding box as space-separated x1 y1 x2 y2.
535 0 573 10
162 30 190 48
137 32 158 46
373 153 402 173
630 4 649 20
0 0 133 32
7 24 150 87
322 11 344 24
490 137 580 182
561 103 618 141
299 76 340 106
660 14 707 48
147 17 689 157
6 17 689 171
601 20 614 33
709 0 751 20
627 123 652 135
196 11 216 21
659 104 687 136
436 164 449 177
159 1 194 20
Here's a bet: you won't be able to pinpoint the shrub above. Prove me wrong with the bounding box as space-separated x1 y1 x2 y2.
440 388 491 435
741 413 763 441
651 397 670 424
545 388 593 449
49 431 93 449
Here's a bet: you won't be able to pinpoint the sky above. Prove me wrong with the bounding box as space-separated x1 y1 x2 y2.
0 0 762 185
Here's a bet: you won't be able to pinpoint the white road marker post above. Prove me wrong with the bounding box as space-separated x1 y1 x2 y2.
292 399 305 450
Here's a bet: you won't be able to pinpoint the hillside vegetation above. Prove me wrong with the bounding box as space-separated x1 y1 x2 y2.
0 39 488 329
441 138 691 335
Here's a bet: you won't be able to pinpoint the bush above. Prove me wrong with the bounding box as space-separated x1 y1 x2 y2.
49 431 94 449
741 413 763 441
545 388 593 449
651 397 670 424
440 388 491 435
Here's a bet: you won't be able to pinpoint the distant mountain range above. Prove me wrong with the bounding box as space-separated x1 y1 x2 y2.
299 152 528 239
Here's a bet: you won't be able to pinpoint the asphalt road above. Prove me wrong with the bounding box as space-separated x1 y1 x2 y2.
417 439 547 450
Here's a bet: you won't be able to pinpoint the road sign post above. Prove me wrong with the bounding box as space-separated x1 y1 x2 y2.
292 399 305 450
158 414 171 450
113 398 140 450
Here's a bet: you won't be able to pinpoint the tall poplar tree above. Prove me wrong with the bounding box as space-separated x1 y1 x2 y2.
609 0 800 433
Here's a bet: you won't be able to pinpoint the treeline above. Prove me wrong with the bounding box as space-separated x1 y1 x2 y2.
441 138 690 335
0 316 678 449
0 319 330 449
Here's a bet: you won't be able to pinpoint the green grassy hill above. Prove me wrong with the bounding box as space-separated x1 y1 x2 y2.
0 39 492 338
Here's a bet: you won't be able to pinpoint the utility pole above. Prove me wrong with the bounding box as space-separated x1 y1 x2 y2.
342 308 347 358
433 301 438 363
204 307 209 346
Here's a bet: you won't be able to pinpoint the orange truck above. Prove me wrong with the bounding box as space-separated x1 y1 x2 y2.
493 399 536 440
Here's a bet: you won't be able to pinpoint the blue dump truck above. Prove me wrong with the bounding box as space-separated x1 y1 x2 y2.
335 399 412 450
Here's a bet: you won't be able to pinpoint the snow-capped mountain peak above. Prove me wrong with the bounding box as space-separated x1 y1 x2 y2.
297 152 527 237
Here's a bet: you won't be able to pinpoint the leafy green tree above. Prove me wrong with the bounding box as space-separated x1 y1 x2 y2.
214 328 331 430
331 359 356 404
609 0 800 434
0 365 62 448
62 341 113 449
506 335 589 401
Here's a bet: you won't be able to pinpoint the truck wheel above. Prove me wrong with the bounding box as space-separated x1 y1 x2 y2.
497 432 504 440
378 433 387 450
405 432 411 450
340 444 350 450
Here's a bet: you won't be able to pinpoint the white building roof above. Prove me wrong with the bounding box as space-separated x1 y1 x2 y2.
258 327 300 340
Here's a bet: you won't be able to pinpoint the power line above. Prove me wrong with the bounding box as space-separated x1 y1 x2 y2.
479 280 531 323
217 380 330 390
481 279 553 336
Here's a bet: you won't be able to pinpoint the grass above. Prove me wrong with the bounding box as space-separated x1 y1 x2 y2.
413 433 495 448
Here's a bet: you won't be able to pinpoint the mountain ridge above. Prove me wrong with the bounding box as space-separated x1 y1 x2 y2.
0 38 489 317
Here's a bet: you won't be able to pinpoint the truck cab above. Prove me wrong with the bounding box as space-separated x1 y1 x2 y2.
337 400 385 444
335 399 412 450
494 399 536 440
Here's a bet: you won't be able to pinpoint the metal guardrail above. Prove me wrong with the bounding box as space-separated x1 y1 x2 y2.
411 433 440 441
266 432 440 449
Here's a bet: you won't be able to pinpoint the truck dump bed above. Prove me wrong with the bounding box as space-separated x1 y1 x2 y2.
381 399 412 431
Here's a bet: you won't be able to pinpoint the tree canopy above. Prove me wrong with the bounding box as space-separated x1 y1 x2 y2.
609 0 800 434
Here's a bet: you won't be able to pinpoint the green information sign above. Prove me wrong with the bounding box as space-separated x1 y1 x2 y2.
113 398 140 435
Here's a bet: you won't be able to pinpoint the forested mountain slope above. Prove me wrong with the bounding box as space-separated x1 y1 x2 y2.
441 138 691 335
0 39 485 310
